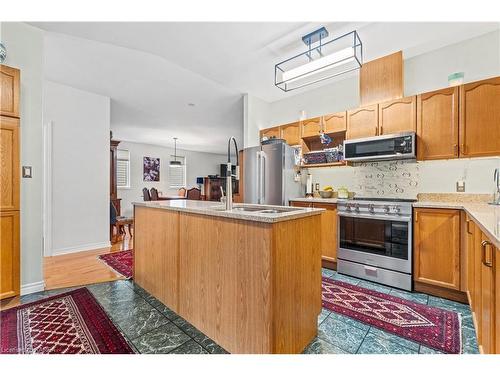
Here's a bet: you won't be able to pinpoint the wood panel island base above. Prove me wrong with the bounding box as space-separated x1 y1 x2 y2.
133 201 323 354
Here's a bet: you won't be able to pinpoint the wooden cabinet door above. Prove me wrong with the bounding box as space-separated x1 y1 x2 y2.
473 223 483 344
260 126 280 140
301 117 322 138
479 232 496 353
0 65 20 118
460 77 500 157
0 210 20 300
378 96 416 135
346 104 378 140
290 201 312 208
323 112 347 133
414 208 461 289
465 216 476 304
0 116 20 211
313 203 337 262
496 246 500 354
280 122 300 146
417 87 459 160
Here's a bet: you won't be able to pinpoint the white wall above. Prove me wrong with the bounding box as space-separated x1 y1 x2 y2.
117 141 227 216
1 22 45 293
243 94 270 148
246 29 500 196
44 81 110 255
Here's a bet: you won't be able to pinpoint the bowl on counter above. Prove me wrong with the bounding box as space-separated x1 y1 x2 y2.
319 190 334 198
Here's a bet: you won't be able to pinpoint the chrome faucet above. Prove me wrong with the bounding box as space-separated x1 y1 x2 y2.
225 137 240 210
493 168 500 205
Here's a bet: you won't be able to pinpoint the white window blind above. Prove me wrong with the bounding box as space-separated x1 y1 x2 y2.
169 155 186 189
116 149 130 188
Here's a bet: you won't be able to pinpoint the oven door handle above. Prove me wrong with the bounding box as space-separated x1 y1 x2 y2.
337 212 411 222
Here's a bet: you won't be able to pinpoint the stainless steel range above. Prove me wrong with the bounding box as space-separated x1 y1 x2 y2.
337 197 415 291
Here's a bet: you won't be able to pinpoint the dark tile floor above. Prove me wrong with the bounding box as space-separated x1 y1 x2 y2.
14 268 479 354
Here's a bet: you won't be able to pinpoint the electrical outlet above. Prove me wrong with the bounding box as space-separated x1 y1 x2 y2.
456 180 465 192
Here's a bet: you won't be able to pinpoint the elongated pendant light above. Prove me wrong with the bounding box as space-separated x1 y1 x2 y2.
275 28 363 92
170 137 181 166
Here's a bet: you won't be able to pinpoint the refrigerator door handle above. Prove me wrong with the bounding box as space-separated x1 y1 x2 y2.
256 151 261 204
261 151 267 203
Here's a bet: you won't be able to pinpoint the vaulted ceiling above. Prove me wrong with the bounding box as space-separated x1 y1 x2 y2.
30 22 499 153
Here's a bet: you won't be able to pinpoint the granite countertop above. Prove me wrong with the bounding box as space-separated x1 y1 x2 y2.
133 200 324 223
413 201 500 248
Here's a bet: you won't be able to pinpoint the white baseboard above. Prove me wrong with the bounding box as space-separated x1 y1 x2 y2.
50 241 111 256
21 281 46 296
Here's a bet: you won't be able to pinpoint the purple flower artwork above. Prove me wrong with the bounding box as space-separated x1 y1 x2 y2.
143 157 160 181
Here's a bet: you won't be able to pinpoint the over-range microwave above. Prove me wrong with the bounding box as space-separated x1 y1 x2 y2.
343 132 416 162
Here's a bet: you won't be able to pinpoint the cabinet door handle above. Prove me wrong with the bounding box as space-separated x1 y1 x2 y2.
481 240 493 267
453 144 458 156
379 126 383 135
375 126 378 136
466 219 472 234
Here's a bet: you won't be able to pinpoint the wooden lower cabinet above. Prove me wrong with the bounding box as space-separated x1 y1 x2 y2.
290 201 337 265
313 203 337 263
0 210 20 300
413 208 461 290
465 216 498 354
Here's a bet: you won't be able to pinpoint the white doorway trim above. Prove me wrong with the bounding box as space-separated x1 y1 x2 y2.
42 120 54 257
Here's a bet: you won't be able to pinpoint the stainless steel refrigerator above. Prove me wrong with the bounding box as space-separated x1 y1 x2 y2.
243 142 302 206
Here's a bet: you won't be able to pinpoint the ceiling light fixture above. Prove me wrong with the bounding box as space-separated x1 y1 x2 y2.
275 28 363 92
170 137 182 166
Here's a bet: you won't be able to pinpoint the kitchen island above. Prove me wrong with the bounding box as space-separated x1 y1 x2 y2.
132 200 323 353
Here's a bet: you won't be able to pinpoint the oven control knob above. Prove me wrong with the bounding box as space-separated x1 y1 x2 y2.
392 205 401 214
354 204 360 213
368 204 375 213
383 205 390 214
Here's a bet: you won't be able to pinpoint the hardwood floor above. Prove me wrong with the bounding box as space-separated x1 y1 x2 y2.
0 236 132 311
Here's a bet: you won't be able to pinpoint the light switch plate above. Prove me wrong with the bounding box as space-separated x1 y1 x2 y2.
456 180 465 192
22 166 32 178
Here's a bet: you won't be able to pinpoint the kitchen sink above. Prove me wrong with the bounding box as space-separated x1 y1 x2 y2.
209 205 302 214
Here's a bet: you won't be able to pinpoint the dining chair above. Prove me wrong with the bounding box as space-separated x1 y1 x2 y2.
178 187 187 197
150 187 159 201
186 187 201 200
142 187 151 201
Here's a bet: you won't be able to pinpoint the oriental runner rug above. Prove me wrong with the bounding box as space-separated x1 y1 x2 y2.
98 250 133 279
321 277 461 354
0 288 134 354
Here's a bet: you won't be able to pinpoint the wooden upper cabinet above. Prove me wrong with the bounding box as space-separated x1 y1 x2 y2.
0 65 20 118
313 203 337 262
417 87 459 160
0 116 20 211
260 126 280 141
301 117 322 138
346 104 378 140
378 96 416 135
0 210 20 300
413 208 461 290
460 76 500 157
323 112 347 133
280 122 300 146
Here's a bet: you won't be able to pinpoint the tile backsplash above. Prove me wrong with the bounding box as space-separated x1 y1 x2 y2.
353 160 420 199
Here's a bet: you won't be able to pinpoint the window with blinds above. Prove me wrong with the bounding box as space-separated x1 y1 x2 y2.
169 155 186 189
116 149 130 188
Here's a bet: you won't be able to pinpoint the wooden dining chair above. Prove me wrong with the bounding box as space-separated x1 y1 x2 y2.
178 187 187 197
186 187 201 200
150 187 159 201
142 187 151 201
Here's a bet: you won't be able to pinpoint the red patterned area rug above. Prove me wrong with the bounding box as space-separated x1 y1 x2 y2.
98 250 133 279
0 288 134 354
322 277 462 354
